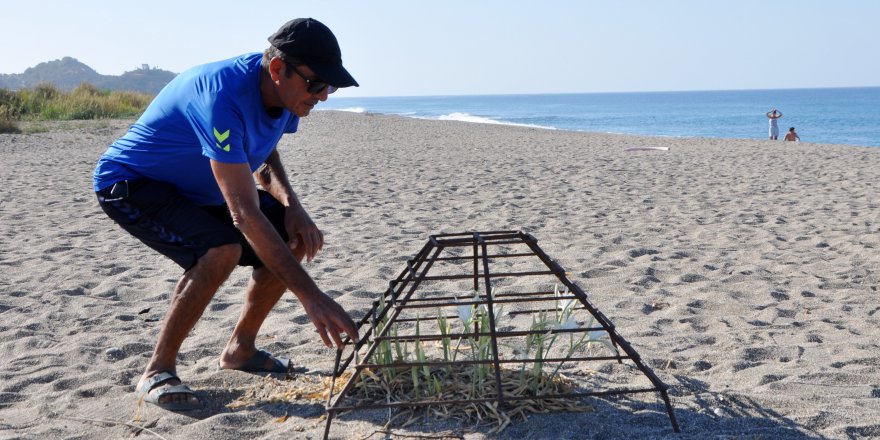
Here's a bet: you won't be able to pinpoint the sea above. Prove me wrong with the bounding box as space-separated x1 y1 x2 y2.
319 87 880 148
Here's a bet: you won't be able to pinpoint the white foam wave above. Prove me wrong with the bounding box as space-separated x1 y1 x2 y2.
326 107 365 113
435 112 555 130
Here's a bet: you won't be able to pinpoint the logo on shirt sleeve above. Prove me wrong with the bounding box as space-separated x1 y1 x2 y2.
213 127 231 152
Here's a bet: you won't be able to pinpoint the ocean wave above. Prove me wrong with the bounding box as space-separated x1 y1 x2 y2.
434 112 555 130
324 107 365 113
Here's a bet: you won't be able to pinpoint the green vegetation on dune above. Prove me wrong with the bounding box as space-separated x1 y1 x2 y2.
0 83 152 134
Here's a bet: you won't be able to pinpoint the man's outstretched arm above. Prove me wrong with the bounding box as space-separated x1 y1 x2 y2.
211 159 357 347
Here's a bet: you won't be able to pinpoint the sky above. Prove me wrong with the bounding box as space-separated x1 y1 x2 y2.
1 1 878 98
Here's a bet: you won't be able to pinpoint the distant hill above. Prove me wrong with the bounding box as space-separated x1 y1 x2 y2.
0 57 176 95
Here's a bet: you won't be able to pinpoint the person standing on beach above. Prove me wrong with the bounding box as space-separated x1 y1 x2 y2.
784 127 801 142
93 18 359 411
766 109 783 140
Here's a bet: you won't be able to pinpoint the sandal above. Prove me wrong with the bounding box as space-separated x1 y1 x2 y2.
136 371 201 411
227 349 291 373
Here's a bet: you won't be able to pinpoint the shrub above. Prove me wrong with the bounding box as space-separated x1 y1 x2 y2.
0 89 23 120
0 104 17 121
0 119 20 134
1 83 152 121
72 82 103 97
32 83 60 101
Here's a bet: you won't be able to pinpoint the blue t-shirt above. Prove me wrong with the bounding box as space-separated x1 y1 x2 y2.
93 53 299 206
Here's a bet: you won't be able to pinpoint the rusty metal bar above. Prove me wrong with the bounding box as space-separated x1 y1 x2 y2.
389 306 587 323
371 325 613 343
389 293 574 310
388 289 581 306
476 232 505 403
472 233 480 292
432 252 536 262
438 239 526 247
434 230 520 238
405 269 556 282
356 354 629 369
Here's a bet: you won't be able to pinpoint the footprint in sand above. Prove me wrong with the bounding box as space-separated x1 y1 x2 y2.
291 314 311 325
758 374 786 385
679 317 709 333
776 309 797 318
629 248 659 258
680 274 707 283
350 290 377 299
209 302 233 312
806 333 823 343
771 291 790 301
580 267 614 278
692 360 713 371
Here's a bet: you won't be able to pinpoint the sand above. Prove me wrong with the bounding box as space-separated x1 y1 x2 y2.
1 111 879 439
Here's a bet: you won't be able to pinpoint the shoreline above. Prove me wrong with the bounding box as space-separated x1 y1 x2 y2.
14 111 880 149
321 108 879 149
1 111 878 439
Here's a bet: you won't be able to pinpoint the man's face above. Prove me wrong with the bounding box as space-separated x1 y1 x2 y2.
271 60 330 117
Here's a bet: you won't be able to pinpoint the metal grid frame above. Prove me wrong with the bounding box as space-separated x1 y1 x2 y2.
323 231 679 438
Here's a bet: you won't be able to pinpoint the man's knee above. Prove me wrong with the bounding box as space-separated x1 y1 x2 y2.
201 243 243 273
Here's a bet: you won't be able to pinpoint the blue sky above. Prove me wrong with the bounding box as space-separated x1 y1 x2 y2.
2 1 877 97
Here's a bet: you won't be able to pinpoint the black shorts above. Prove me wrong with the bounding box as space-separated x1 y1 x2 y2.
96 179 288 271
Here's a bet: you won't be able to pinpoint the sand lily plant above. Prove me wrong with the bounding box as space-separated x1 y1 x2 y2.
352 283 609 431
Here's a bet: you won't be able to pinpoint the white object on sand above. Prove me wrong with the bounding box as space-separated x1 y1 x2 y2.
625 146 670 152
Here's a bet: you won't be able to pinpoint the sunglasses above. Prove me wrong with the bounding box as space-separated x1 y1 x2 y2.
286 63 337 95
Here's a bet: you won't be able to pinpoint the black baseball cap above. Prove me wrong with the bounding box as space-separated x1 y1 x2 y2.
268 18 358 88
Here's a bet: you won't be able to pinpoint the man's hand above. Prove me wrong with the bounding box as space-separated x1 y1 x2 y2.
300 292 359 348
285 205 323 263
253 150 323 262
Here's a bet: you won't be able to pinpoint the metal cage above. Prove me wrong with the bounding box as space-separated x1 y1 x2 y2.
323 231 679 438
